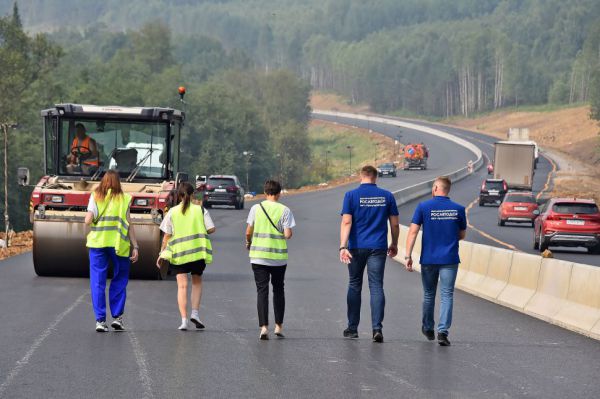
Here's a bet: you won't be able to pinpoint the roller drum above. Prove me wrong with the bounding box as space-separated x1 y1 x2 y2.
33 219 165 280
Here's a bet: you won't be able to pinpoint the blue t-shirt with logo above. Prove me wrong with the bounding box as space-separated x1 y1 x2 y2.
411 196 466 265
341 184 399 250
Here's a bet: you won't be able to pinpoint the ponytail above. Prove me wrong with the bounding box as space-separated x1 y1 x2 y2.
177 181 195 215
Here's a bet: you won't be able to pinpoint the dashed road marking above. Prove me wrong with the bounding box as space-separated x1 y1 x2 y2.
0 293 87 398
465 198 519 251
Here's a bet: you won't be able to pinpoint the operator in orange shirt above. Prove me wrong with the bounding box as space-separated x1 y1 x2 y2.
67 123 99 174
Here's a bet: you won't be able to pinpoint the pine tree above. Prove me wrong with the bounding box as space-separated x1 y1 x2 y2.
11 2 22 29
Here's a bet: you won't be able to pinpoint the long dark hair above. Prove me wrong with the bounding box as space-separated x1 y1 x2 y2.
177 181 195 215
94 170 123 201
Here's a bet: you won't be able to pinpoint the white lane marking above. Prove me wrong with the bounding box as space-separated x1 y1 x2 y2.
0 293 86 398
128 327 155 399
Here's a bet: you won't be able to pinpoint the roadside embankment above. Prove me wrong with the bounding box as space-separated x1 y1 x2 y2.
0 231 33 261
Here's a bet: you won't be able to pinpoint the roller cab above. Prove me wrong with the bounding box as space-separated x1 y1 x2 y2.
28 104 186 279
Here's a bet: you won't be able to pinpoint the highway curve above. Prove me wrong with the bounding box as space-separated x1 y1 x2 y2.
316 113 600 267
0 115 599 398
391 119 600 267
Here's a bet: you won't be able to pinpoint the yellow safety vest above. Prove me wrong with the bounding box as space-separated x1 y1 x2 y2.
86 190 132 257
249 201 288 261
161 203 213 265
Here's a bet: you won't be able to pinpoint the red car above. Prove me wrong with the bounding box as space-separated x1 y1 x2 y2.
498 191 539 226
533 198 600 253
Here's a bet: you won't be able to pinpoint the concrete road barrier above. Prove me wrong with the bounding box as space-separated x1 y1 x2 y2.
456 241 473 285
524 259 574 322
474 247 513 300
497 252 542 311
552 263 600 336
457 243 491 295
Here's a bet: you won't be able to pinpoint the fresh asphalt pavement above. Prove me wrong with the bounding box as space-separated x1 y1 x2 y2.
0 117 599 398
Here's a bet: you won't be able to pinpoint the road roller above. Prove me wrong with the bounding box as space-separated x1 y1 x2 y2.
24 103 188 279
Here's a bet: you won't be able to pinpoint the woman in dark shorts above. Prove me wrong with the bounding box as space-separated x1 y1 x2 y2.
157 182 215 330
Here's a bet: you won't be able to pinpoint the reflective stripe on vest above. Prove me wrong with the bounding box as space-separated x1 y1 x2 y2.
249 201 288 261
86 190 131 257
161 203 213 265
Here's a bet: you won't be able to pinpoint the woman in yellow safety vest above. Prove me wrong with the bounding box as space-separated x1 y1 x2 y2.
245 180 296 340
157 182 215 330
85 169 139 333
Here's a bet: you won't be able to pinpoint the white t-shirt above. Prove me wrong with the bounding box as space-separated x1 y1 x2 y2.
247 202 296 266
160 207 215 235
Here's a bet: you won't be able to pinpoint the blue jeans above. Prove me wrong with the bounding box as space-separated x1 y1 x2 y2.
347 249 387 331
421 264 458 335
89 247 131 322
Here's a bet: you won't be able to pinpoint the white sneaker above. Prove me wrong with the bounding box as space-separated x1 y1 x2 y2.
111 316 125 331
178 320 189 331
96 321 109 332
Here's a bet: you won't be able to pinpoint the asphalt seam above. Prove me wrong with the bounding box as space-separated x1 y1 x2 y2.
0 292 87 398
127 328 155 399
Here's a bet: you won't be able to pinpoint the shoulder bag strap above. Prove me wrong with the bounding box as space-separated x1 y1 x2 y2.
259 203 283 234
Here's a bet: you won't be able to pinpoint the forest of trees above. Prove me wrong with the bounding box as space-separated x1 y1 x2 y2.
2 0 600 116
0 4 311 230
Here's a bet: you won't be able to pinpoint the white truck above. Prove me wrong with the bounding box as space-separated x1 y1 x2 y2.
508 128 539 168
493 141 536 190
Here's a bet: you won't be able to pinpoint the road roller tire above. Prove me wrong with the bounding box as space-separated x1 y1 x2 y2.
33 220 165 280
33 220 90 277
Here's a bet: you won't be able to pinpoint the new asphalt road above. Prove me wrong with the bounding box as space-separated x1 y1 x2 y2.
0 116 599 398
320 113 600 266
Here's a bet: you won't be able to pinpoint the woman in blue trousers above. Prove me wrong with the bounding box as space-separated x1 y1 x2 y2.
85 170 139 332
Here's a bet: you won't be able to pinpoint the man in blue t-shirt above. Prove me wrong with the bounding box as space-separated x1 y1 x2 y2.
405 176 466 347
339 165 399 343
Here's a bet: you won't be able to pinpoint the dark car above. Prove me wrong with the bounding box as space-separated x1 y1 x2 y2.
203 175 245 209
533 198 600 253
479 178 508 206
377 163 397 177
498 191 539 226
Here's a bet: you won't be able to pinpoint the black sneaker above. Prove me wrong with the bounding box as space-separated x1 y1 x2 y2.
372 329 384 343
343 328 359 339
421 326 435 341
437 332 451 346
190 315 205 330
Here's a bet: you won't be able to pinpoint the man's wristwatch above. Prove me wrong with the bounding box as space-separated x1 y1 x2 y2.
404 256 412 260
339 246 348 251
133 245 139 250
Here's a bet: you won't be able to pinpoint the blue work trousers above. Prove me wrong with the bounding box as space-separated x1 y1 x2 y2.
347 249 387 331
421 264 458 335
89 247 131 322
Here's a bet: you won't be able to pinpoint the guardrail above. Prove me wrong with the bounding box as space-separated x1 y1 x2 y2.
312 110 600 341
